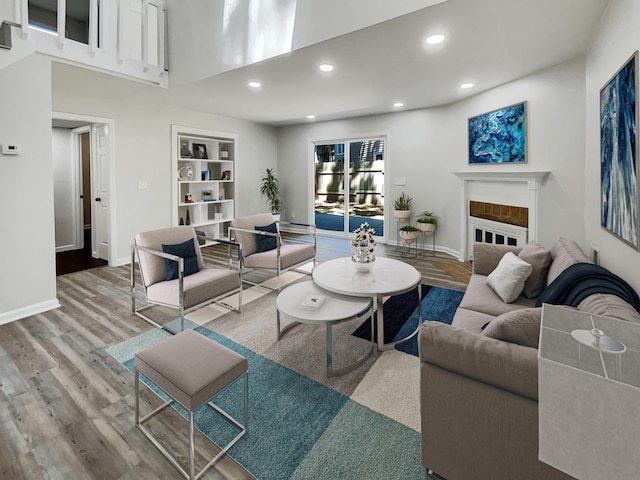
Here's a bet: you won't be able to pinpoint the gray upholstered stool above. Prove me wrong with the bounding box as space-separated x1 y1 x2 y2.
134 329 248 480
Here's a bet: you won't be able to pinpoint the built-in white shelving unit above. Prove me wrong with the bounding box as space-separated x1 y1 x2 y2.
171 126 237 246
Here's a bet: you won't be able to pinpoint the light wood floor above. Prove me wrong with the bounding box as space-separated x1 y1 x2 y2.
0 235 469 480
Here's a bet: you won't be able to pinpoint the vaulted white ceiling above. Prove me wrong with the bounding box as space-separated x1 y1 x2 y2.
54 0 611 127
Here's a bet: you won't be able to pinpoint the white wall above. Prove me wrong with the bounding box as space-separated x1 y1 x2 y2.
51 62 277 266
276 58 587 256
585 0 640 292
52 127 75 250
0 54 59 322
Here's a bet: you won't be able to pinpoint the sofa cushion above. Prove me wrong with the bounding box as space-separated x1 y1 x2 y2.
577 293 640 324
481 308 542 348
472 243 522 275
518 241 552 298
547 237 592 285
486 252 533 303
451 307 496 334
459 275 538 317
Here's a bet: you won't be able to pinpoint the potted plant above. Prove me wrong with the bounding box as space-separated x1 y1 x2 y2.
416 210 439 235
399 224 419 243
393 192 412 220
260 168 283 216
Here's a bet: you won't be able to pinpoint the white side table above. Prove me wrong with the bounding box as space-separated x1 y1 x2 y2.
276 280 374 377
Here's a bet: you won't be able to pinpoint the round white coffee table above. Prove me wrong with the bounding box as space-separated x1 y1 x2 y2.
276 280 374 377
312 257 422 350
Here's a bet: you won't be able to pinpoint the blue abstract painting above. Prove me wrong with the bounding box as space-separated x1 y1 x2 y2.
601 52 638 248
468 102 526 164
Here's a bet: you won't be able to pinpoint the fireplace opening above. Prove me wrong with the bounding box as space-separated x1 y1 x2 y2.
469 201 528 253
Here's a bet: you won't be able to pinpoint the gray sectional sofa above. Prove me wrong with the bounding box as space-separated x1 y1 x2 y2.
419 238 640 480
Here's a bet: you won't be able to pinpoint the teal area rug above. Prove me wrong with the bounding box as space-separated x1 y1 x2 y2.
107 324 431 480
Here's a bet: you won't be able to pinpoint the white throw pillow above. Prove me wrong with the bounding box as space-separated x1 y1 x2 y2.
486 252 533 303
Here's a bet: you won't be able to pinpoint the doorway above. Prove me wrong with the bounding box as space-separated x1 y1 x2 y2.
313 137 385 237
52 114 113 275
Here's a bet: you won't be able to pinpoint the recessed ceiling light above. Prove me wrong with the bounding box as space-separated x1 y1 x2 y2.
319 64 334 72
307 115 316 119
426 34 445 45
393 102 404 108
248 81 261 88
461 83 474 89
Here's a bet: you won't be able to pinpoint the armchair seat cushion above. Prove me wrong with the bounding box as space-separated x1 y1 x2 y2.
146 268 241 309
243 244 315 271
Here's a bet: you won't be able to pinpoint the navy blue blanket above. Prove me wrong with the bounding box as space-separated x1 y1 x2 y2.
535 262 640 312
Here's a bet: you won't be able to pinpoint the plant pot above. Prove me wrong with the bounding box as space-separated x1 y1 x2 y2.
393 209 411 220
399 230 419 244
417 223 436 235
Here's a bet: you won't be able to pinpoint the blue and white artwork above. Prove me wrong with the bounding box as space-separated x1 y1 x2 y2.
468 102 526 164
601 52 638 248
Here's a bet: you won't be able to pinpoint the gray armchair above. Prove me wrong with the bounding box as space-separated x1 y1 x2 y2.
131 226 242 330
229 213 316 287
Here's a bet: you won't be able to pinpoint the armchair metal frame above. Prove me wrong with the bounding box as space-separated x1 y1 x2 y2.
229 219 316 290
131 235 243 331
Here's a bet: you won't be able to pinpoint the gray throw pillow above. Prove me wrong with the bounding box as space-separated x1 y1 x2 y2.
518 241 552 298
481 308 542 348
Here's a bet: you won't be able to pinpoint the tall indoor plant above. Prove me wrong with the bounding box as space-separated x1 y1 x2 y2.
260 168 283 215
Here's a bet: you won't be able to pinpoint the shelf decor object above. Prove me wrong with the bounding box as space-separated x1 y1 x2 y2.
350 222 376 273
600 51 638 249
178 164 193 181
539 304 640 480
193 143 208 159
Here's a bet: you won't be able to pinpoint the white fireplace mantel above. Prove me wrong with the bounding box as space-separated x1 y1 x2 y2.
453 170 550 260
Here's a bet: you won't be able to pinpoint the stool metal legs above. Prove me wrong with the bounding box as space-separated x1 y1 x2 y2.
135 369 248 480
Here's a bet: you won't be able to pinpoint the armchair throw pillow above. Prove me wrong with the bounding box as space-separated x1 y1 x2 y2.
486 252 533 303
161 238 200 281
255 222 278 252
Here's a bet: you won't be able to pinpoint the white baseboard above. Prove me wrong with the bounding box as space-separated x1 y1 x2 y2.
0 299 61 325
113 256 131 267
391 241 462 261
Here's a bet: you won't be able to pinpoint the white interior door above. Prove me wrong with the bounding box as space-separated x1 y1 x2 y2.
92 124 110 260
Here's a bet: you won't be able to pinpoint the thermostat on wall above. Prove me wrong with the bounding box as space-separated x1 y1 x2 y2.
1 144 20 155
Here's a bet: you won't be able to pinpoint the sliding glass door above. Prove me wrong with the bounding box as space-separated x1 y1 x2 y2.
314 138 385 237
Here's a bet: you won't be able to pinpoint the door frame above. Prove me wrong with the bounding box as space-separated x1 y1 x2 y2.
71 125 90 252
308 133 388 241
52 111 116 265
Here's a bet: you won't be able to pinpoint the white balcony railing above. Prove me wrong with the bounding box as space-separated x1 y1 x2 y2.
3 0 167 86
